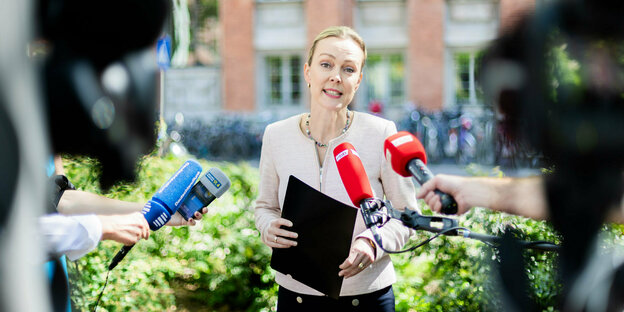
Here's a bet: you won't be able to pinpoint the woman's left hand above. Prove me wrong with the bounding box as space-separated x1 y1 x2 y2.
166 207 209 226
338 238 376 278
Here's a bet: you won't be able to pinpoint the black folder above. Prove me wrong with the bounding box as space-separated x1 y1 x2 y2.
270 175 358 299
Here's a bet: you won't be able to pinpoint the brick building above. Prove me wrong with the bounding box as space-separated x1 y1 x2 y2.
217 0 536 121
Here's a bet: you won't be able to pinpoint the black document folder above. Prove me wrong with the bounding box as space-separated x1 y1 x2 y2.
270 175 358 299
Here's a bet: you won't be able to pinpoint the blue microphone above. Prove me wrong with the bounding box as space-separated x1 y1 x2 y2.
141 160 203 230
109 159 202 269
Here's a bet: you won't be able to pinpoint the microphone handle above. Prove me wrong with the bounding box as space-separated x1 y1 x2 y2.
108 244 134 270
407 159 458 214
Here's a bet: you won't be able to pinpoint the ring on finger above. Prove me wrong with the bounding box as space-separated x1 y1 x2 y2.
358 263 364 269
274 236 278 243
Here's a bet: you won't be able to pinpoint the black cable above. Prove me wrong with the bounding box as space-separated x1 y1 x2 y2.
92 269 111 312
374 227 468 254
371 225 560 254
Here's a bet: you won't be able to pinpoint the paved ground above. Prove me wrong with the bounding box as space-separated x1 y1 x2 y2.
428 163 540 177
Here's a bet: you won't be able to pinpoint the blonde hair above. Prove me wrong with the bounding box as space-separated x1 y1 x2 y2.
307 26 367 69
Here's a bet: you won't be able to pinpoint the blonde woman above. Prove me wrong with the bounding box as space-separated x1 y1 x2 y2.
255 26 417 311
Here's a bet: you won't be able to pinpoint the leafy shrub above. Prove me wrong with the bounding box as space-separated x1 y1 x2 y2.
63 157 623 311
64 155 275 312
393 206 562 312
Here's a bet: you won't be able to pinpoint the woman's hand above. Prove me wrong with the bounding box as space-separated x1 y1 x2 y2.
338 238 376 278
264 218 298 248
166 207 209 226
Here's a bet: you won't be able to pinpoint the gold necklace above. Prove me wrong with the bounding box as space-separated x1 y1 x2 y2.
305 110 351 148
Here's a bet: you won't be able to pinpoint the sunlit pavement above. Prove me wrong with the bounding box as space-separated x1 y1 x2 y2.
428 163 540 177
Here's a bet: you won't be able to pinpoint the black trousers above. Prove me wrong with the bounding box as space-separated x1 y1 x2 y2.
276 286 395 312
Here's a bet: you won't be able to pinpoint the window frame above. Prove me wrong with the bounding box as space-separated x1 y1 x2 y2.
446 48 485 108
257 52 305 111
358 50 406 111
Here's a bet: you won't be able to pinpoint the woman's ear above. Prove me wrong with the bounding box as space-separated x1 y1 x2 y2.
304 62 311 86
355 71 363 91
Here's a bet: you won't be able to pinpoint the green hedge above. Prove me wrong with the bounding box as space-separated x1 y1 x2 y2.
63 156 623 311
65 155 275 312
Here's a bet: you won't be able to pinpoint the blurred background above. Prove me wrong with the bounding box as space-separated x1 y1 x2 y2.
5 0 622 311
162 0 542 170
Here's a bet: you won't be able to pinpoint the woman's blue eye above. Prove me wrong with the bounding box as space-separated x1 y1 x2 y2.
344 67 355 74
320 62 331 68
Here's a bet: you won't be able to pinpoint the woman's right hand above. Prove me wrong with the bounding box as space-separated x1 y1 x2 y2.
264 218 298 248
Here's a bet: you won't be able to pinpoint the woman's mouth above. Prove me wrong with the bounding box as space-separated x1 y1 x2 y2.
323 88 342 99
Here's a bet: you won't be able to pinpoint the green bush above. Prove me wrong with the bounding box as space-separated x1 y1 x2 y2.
391 166 562 311
393 206 562 312
63 157 623 311
65 155 275 312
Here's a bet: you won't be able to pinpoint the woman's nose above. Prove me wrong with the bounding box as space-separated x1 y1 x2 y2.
329 71 341 83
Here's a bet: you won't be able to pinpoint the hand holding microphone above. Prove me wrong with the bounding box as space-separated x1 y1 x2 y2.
109 159 203 269
108 162 233 270
384 131 458 214
417 174 474 215
98 212 150 245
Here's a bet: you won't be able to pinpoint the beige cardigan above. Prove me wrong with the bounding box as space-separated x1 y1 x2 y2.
254 111 418 296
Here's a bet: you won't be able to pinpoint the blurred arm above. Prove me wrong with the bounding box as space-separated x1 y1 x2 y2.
38 213 102 261
417 174 549 220
57 190 143 215
57 189 206 226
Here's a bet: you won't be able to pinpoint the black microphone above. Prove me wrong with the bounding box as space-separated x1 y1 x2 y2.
384 131 458 214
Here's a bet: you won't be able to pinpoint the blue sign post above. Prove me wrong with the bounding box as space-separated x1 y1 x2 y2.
157 35 172 70
156 34 172 142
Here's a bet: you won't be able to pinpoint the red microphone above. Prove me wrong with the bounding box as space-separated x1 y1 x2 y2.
384 131 458 214
333 142 373 206
333 143 382 241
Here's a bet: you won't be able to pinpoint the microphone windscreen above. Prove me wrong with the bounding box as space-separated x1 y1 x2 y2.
141 200 171 231
202 167 231 198
333 142 374 206
152 159 203 215
384 131 427 177
142 159 202 230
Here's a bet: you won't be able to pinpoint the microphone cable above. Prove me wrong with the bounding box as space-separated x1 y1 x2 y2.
370 224 559 254
372 226 479 254
92 268 112 312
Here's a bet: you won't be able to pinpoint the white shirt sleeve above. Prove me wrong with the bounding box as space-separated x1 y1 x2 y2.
38 213 103 261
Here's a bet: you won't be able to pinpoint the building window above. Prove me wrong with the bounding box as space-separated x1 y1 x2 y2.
453 51 484 106
363 53 405 109
265 55 302 106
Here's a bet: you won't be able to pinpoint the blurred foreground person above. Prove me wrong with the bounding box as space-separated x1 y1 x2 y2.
420 1 624 310
1 0 172 311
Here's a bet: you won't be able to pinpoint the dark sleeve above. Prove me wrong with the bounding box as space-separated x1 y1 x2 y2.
47 175 76 213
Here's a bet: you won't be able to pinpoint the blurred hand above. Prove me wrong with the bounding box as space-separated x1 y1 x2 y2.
166 207 209 226
99 212 150 246
264 218 298 248
417 174 501 215
338 238 376 278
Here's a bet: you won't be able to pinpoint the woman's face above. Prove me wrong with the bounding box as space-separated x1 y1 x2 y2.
305 36 364 111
